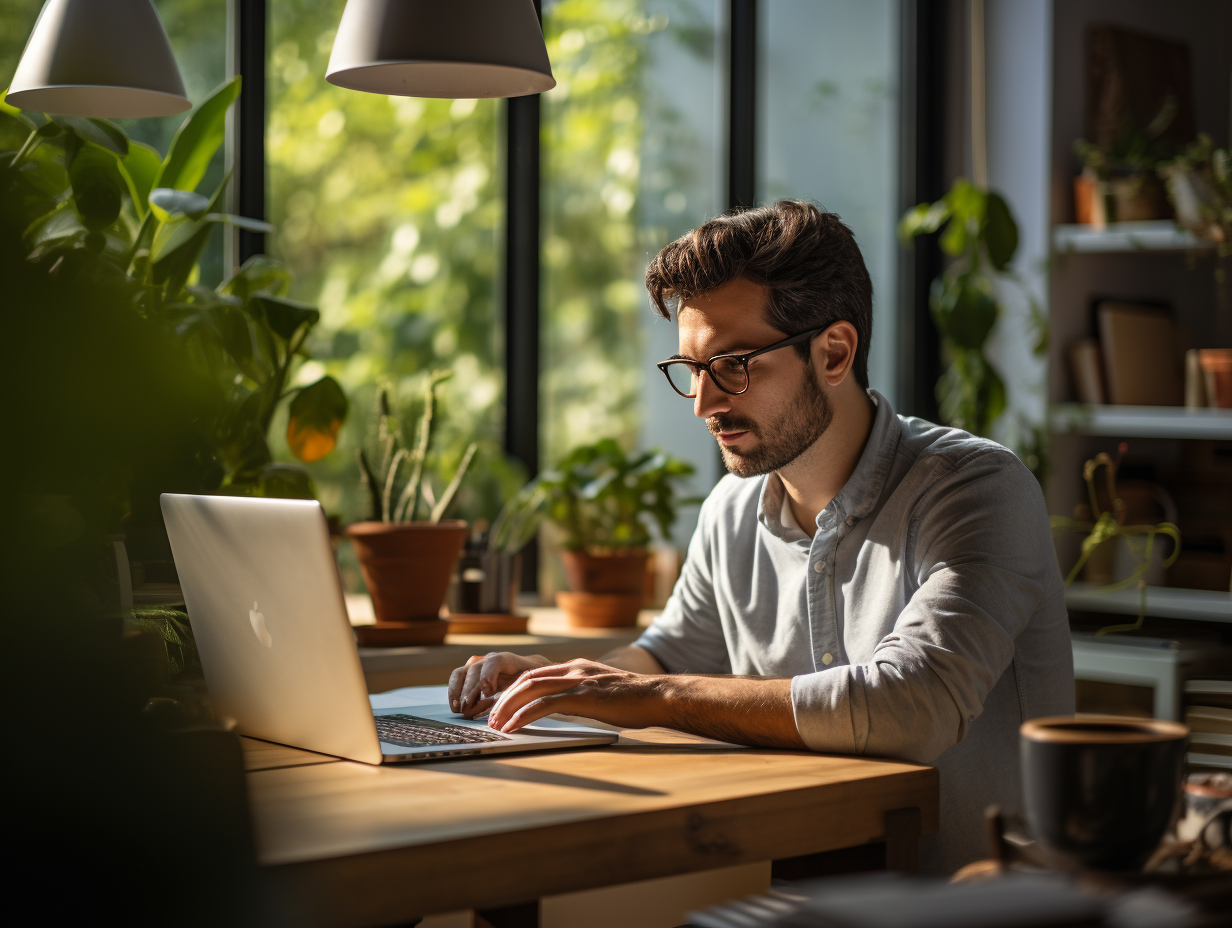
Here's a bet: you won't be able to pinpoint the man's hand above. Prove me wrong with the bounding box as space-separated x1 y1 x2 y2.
447 652 553 718
487 659 666 732
489 661 807 750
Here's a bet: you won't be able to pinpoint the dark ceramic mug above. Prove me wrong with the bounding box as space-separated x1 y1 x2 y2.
1020 715 1188 872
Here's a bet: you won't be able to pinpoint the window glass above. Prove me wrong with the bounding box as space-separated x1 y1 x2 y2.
267 0 505 527
541 0 723 553
758 0 901 407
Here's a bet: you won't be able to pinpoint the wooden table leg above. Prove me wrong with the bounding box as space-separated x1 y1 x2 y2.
475 900 540 928
884 807 922 874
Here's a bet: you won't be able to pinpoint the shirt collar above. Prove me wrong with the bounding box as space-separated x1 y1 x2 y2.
756 389 901 539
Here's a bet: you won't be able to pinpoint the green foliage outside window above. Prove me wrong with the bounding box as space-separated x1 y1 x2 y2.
267 0 713 532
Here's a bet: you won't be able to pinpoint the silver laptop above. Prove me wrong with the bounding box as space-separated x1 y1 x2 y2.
161 493 618 764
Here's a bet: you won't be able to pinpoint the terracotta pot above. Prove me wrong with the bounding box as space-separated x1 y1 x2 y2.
557 591 642 628
1074 171 1104 226
344 521 468 628
559 549 649 595
1106 172 1167 223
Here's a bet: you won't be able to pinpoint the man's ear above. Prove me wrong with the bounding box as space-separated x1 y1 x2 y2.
811 321 859 386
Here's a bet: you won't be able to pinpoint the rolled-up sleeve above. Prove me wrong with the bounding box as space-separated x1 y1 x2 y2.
791 449 1057 763
634 493 731 674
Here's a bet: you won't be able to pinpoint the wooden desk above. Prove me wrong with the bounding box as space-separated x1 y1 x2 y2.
245 689 939 928
349 595 655 693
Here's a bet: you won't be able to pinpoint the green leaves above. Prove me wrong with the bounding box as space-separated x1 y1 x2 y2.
930 274 999 351
121 142 162 213
537 439 696 550
899 177 1030 443
287 376 348 463
899 178 1019 270
69 145 126 230
149 187 211 221
156 76 240 192
251 294 320 342
983 192 1018 271
53 115 128 157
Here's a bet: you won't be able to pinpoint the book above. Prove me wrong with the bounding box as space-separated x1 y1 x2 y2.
1097 302 1184 406
1186 706 1232 735
1068 339 1107 404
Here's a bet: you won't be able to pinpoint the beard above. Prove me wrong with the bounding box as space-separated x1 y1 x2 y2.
708 367 834 478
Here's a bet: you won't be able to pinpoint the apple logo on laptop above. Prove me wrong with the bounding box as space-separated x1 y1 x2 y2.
249 601 273 647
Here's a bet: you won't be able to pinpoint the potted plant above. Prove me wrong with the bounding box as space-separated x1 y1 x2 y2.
1158 133 1232 254
1051 446 1180 636
899 178 1047 479
536 440 696 627
1072 101 1177 226
1 79 349 665
346 372 478 645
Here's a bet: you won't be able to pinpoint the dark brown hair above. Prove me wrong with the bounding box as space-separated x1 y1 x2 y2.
645 200 873 388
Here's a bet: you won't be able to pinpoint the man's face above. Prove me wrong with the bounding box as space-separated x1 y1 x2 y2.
676 278 832 477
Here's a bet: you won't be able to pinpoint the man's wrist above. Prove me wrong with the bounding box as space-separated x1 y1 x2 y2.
645 673 688 729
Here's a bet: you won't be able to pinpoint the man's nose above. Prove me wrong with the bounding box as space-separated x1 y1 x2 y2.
693 371 732 420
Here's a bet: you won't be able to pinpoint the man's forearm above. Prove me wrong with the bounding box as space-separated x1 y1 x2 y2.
599 644 666 674
655 674 805 749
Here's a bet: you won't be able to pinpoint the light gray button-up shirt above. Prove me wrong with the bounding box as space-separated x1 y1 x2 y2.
634 391 1074 874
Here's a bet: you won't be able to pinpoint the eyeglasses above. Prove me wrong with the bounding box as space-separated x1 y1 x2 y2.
656 327 825 398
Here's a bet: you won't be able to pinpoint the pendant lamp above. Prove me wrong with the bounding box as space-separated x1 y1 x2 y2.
326 0 555 99
6 0 189 118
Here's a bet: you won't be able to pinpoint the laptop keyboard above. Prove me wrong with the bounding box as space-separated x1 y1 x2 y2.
374 714 512 748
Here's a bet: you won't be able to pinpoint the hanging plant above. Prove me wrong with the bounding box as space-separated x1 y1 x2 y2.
899 178 1048 477
1050 449 1181 636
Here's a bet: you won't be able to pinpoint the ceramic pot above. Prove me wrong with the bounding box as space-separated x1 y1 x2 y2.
557 549 649 628
556 591 642 627
1106 172 1167 223
344 520 468 630
559 549 648 595
1020 715 1188 872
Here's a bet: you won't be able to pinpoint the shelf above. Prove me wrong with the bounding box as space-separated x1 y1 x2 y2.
1050 403 1232 440
1066 582 1232 623
1187 752 1232 769
1052 221 1212 253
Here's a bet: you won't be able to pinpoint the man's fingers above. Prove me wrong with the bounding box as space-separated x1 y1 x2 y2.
459 660 491 715
500 694 576 732
450 654 494 711
489 670 589 729
447 665 466 711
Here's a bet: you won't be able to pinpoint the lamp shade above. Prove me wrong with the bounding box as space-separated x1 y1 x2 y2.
6 0 189 118
326 0 555 99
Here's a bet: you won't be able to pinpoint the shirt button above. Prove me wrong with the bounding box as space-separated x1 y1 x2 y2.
813 561 826 574
845 516 856 527
822 652 834 665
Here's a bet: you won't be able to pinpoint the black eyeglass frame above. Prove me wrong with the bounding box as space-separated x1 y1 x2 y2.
656 326 827 398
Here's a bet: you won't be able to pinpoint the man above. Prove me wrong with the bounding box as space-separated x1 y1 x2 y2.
447 200 1073 874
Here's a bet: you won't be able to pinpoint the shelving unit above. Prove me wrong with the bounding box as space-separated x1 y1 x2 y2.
1041 2 1232 727
1049 404 1232 441
1065 582 1232 623
1052 221 1212 254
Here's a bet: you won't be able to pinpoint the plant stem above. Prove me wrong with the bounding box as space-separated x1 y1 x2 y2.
9 129 39 168
382 449 407 523
430 443 477 523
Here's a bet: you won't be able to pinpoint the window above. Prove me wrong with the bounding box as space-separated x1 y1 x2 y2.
759 0 902 407
266 0 506 525
4 0 910 578
541 0 723 550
